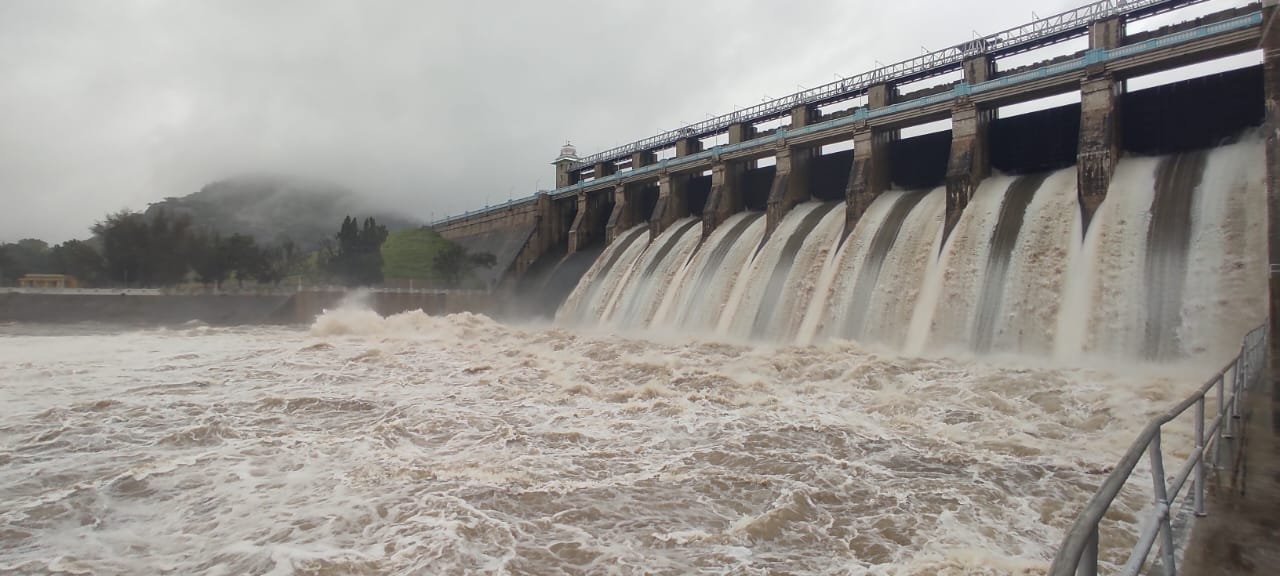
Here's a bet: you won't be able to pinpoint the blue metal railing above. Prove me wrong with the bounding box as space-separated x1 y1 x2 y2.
565 0 1210 172
430 11 1261 229
431 196 540 229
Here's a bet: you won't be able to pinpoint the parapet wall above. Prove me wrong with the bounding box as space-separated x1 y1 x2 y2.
434 199 540 239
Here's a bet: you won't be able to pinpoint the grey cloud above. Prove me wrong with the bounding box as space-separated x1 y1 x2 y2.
0 0 1174 243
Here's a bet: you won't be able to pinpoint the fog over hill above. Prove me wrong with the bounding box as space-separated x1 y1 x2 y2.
144 175 419 250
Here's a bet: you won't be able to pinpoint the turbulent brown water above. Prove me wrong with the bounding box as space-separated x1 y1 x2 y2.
0 311 1204 575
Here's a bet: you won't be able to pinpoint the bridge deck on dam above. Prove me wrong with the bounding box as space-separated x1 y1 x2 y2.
432 0 1268 253
546 10 1261 199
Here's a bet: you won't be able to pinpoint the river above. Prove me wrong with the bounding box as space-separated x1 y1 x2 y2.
0 309 1205 575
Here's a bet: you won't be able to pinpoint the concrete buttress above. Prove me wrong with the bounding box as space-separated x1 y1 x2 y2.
1077 76 1120 233
846 126 893 235
944 100 992 247
766 145 813 236
568 191 606 254
650 173 690 238
1077 17 1124 234
605 184 636 244
702 161 745 239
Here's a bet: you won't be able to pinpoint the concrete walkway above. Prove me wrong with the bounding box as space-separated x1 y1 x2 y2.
1180 372 1280 574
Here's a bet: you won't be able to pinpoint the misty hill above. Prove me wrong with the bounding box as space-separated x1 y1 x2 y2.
145 175 419 250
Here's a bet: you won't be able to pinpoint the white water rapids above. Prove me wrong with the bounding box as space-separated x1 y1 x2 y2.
0 313 1207 575
559 139 1267 365
0 138 1267 574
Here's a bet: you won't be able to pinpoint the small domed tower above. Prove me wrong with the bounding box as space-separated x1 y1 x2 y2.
552 141 581 189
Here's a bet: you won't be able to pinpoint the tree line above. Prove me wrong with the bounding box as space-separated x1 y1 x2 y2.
2 209 496 289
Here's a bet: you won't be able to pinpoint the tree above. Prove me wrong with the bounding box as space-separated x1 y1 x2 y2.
254 238 299 286
432 242 468 287
149 209 198 285
0 245 12 285
91 208 210 286
49 240 105 286
324 215 388 286
220 233 265 288
432 241 496 288
93 210 154 286
0 239 54 284
190 230 229 288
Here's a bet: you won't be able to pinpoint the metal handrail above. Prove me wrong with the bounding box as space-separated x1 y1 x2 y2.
427 9 1261 229
428 195 540 229
1050 323 1269 576
566 0 1209 171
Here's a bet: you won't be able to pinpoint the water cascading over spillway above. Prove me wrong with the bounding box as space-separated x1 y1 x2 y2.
1142 151 1206 360
747 202 843 339
557 138 1266 364
840 191 929 340
606 218 702 328
659 212 765 331
1073 140 1265 361
557 225 650 324
971 172 1049 353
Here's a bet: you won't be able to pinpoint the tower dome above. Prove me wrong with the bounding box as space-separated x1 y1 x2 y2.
553 141 580 163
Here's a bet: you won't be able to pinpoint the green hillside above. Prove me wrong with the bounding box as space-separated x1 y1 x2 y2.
145 175 418 250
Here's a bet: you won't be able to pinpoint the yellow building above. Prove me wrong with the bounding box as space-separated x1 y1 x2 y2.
18 274 80 289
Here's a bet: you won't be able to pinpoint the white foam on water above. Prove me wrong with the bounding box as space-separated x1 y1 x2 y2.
0 315 1207 574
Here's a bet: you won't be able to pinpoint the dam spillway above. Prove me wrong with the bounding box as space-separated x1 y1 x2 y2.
431 0 1280 370
6 1 1280 573
558 139 1268 365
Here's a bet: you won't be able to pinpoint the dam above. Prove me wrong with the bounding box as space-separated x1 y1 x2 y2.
435 0 1273 361
424 0 1279 572
3 1 1279 573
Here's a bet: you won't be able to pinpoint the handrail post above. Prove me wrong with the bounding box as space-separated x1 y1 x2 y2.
1221 359 1238 470
1216 368 1227 470
1194 396 1206 516
1149 431 1177 575
1077 525 1098 576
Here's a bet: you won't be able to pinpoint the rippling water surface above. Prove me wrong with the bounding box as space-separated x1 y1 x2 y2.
0 311 1203 575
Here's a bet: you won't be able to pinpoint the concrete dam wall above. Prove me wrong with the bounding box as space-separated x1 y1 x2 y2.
431 2 1272 312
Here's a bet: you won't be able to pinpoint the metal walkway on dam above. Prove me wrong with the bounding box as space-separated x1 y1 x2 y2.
428 1 1280 573
432 0 1271 278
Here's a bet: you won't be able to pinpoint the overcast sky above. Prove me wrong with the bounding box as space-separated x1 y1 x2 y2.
0 0 1249 243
